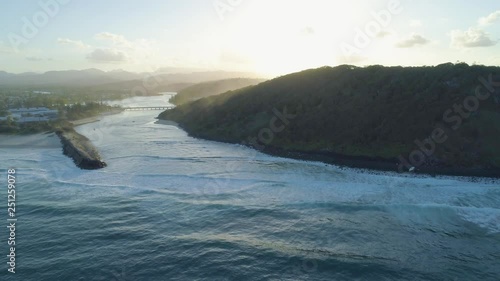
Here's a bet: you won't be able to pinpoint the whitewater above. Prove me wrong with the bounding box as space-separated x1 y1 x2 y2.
0 94 499 281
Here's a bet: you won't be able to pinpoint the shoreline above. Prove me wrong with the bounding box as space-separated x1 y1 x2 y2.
0 109 124 135
0 111 121 169
0 132 61 148
260 146 500 179
154 119 179 127
69 117 101 127
160 122 500 179
69 109 124 127
55 110 123 169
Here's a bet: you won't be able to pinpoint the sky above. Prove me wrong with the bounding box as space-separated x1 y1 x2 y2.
0 0 499 76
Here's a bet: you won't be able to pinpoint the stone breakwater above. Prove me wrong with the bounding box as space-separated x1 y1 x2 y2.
56 128 107 170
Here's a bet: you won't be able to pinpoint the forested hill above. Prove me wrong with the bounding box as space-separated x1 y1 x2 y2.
159 64 500 175
169 78 266 105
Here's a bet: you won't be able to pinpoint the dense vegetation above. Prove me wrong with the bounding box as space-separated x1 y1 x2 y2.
0 119 55 134
0 87 125 110
169 78 266 105
64 102 122 120
159 64 500 172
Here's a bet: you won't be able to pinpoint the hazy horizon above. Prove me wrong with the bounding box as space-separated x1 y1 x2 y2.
1 0 499 77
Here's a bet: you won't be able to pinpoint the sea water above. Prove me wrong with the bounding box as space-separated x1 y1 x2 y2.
1 94 499 281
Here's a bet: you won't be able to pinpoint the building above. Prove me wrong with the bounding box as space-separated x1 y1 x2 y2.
32 91 52 95
8 107 59 123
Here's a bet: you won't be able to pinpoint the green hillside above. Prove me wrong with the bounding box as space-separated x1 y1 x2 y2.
169 78 266 105
159 64 500 174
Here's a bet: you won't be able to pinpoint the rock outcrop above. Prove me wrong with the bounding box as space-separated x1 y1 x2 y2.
56 128 107 170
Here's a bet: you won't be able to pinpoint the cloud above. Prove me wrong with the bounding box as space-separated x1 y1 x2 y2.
26 56 44 61
410 20 422 27
219 50 250 65
478 10 500 26
300 27 315 36
451 28 497 48
57 38 90 49
93 32 157 61
86 48 127 63
376 31 391 38
336 54 367 64
396 34 430 48
95 32 131 47
0 41 15 53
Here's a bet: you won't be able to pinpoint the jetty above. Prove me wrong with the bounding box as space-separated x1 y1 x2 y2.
56 127 107 170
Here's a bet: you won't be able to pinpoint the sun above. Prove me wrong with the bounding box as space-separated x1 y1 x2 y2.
219 0 363 76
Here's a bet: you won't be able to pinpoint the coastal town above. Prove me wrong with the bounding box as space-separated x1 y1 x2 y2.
0 89 126 134
0 91 119 169
0 107 59 124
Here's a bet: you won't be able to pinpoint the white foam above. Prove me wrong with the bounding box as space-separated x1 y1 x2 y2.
2 95 499 235
457 207 500 233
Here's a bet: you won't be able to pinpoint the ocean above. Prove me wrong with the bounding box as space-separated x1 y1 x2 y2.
1 94 499 281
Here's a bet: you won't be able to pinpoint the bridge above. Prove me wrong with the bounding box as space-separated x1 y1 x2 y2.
124 106 174 111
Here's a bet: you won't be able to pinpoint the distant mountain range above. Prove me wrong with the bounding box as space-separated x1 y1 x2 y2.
0 68 263 88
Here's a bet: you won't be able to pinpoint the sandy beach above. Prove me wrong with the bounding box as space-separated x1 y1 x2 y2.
154 119 179 127
69 116 101 127
69 110 124 127
0 110 125 148
0 132 61 148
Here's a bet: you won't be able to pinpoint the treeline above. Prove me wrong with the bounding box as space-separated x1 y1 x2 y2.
169 78 266 105
0 102 122 134
0 91 90 111
0 85 137 112
0 118 61 135
159 63 500 170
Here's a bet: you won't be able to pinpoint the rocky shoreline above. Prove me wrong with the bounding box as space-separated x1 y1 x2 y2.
56 127 107 170
171 127 500 179
259 146 500 179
